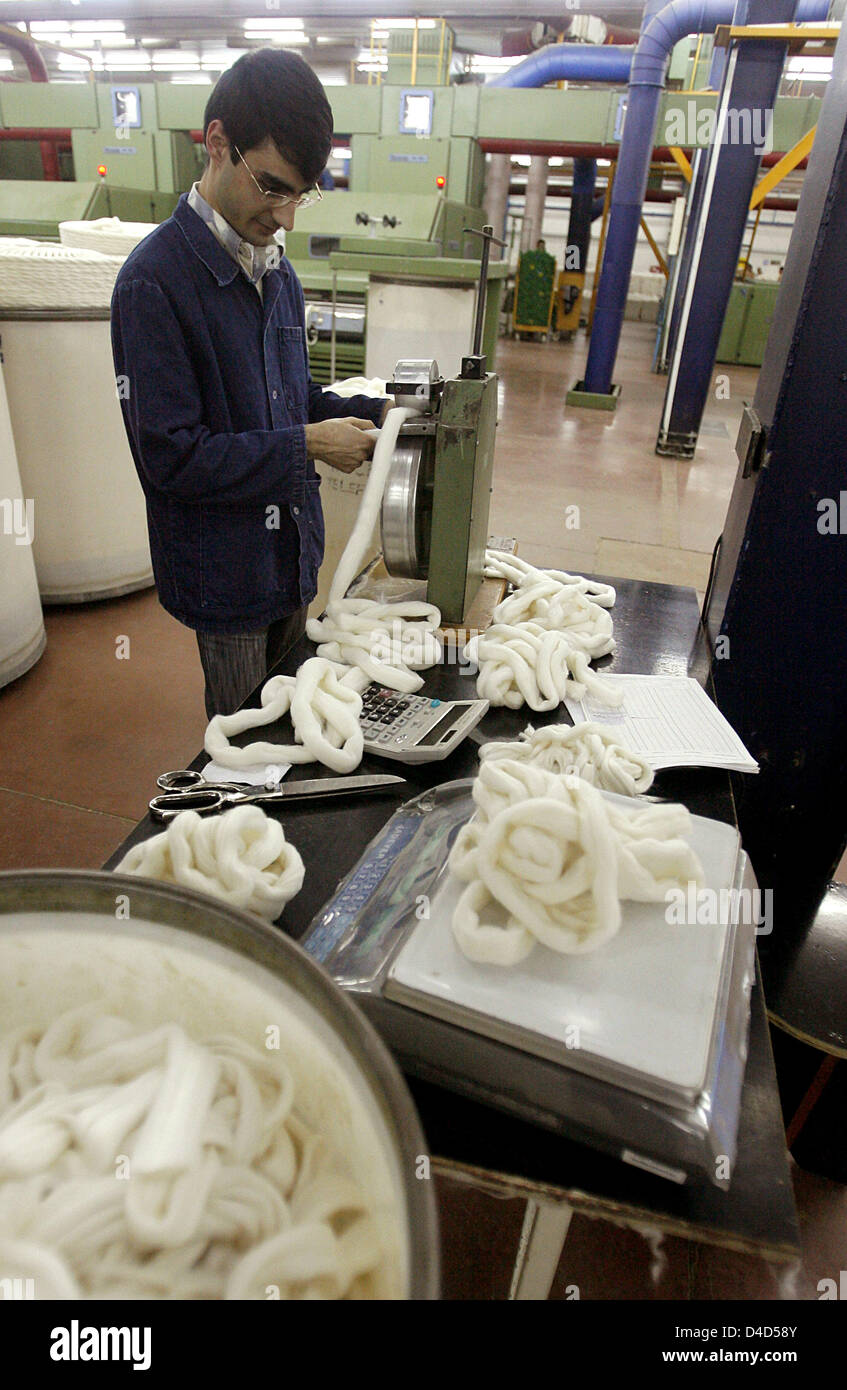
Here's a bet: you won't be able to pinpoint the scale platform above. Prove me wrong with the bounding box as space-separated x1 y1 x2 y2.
301 781 757 1185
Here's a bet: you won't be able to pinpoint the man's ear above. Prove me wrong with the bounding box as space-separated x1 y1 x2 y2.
204 119 229 168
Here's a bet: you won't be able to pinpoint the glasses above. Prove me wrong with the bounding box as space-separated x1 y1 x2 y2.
232 145 322 209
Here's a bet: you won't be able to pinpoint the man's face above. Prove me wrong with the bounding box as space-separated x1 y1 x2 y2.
208 131 315 247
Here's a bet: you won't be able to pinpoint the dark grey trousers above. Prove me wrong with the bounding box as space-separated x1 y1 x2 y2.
195 605 309 719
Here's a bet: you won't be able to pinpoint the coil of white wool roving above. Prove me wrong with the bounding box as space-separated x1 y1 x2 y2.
306 597 442 694
463 551 622 711
464 622 622 711
306 403 442 690
448 759 704 965
479 722 654 797
0 1010 382 1298
115 806 305 922
484 550 617 614
206 657 369 775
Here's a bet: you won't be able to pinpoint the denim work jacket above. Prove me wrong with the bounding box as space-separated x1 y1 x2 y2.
111 194 384 633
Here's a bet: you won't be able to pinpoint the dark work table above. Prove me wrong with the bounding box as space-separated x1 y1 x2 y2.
104 575 799 1263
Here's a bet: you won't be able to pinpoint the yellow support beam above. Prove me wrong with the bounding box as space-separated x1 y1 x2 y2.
668 146 693 183
715 22 839 50
410 19 419 86
684 33 704 92
750 125 817 209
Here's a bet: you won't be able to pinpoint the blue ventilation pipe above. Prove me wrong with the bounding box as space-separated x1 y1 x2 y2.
582 0 831 398
488 43 634 88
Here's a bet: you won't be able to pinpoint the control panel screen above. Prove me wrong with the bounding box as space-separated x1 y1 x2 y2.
111 86 141 129
399 89 434 136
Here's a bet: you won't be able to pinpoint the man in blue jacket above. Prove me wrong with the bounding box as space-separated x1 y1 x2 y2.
112 49 389 717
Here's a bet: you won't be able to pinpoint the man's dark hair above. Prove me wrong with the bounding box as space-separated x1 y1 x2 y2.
203 49 333 185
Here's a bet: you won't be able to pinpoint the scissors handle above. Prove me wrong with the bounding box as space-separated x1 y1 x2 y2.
156 769 256 793
149 786 294 822
149 789 231 821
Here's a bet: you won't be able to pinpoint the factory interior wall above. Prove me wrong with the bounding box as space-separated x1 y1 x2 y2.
506 194 796 282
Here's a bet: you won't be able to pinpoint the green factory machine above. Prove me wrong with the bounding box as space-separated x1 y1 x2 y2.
0 45 821 373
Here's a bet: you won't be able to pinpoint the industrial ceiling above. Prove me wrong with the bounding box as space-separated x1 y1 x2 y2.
0 3 648 83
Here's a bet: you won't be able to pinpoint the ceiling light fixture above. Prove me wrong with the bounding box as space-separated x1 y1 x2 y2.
70 19 125 31
243 18 306 30
244 31 309 45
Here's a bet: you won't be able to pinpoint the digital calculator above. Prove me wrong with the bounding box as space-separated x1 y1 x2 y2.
360 687 489 763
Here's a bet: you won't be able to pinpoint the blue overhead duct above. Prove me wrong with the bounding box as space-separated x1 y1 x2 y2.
582 0 832 399
487 43 635 87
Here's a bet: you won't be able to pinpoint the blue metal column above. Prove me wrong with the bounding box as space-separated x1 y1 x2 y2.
576 0 829 408
656 0 800 457
566 157 597 275
659 41 729 372
706 14 847 929
578 0 737 407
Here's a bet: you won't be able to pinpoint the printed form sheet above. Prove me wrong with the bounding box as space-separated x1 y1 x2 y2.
564 675 758 772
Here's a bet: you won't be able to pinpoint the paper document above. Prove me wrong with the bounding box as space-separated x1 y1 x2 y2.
564 675 758 772
201 760 292 787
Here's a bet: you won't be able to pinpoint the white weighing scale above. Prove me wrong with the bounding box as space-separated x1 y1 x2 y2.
301 781 757 1185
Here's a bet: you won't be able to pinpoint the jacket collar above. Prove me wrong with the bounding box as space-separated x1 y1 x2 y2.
173 193 290 287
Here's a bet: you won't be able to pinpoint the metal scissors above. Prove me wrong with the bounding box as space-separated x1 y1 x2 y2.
150 768 408 823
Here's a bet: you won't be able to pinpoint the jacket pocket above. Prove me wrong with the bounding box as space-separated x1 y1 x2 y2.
200 504 297 614
279 325 308 419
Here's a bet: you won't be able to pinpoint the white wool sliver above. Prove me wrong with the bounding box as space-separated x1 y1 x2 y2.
205 657 369 775
449 760 704 964
0 1014 382 1300
465 551 623 711
480 722 654 796
115 806 305 922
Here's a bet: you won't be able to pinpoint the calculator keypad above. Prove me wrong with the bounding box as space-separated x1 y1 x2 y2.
358 685 487 763
358 683 428 739
360 687 432 748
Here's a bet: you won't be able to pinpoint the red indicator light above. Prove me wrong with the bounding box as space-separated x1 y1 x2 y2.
97 164 107 178
436 175 446 189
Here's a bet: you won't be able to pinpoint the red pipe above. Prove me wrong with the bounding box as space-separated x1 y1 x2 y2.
0 31 48 81
3 128 809 186
480 138 807 169
0 127 72 141
0 30 60 179
522 181 798 211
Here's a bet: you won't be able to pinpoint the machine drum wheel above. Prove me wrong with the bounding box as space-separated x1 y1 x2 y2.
380 434 434 580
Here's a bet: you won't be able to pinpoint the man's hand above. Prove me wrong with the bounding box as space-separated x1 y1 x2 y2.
304 417 378 474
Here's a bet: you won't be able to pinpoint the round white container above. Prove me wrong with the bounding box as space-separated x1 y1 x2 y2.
0 356 45 686
0 239 152 603
0 870 439 1300
1 315 153 602
59 217 157 258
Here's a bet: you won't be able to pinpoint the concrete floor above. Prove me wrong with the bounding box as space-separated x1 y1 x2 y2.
1 322 844 1300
